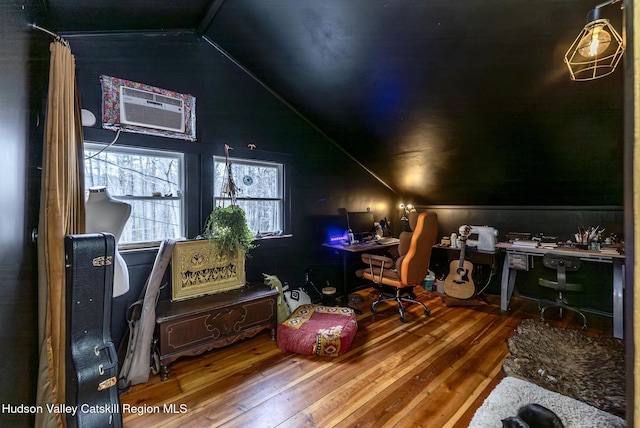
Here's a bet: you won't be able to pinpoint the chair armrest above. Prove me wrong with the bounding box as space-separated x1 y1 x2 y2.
361 253 394 284
361 253 394 268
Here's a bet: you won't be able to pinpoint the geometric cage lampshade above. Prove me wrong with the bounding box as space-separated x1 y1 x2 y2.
564 1 624 81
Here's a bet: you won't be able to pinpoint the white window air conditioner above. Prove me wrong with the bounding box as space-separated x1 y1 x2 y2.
119 86 185 133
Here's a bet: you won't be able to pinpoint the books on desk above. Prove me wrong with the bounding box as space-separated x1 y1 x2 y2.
511 240 539 248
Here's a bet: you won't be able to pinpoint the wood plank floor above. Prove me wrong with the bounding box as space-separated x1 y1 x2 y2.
119 288 613 428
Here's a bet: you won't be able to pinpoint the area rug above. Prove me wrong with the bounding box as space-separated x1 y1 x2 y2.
469 377 626 427
502 319 625 417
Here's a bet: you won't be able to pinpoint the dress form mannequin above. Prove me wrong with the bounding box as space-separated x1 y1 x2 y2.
85 186 132 297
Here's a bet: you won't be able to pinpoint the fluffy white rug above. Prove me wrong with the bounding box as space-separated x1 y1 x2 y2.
469 377 626 428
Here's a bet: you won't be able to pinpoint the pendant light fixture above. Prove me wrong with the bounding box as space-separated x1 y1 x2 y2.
564 0 624 81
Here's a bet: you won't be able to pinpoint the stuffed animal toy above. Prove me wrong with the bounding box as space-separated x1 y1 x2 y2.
263 273 291 323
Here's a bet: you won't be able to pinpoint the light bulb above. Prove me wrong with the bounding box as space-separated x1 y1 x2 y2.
577 23 611 57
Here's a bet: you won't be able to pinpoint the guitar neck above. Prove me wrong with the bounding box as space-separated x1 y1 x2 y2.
458 238 467 267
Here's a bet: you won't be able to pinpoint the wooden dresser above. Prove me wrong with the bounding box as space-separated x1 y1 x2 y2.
155 284 278 380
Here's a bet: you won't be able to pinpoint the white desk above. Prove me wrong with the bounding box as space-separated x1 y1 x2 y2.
496 242 625 339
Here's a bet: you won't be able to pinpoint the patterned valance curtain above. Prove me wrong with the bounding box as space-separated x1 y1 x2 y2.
35 40 85 428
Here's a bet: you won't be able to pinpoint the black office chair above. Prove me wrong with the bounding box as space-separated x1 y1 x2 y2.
537 253 587 330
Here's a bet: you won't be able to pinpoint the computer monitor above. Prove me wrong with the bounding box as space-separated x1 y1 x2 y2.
347 211 375 237
321 215 349 244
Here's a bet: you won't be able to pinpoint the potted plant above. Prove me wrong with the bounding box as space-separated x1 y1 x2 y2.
201 204 256 258
170 145 255 301
202 143 256 259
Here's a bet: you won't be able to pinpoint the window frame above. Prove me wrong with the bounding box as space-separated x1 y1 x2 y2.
84 141 186 247
212 155 286 235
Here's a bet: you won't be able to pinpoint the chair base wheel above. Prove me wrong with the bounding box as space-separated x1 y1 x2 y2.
371 293 430 322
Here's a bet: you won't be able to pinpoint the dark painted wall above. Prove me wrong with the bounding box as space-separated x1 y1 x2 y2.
0 2 48 427
423 205 624 245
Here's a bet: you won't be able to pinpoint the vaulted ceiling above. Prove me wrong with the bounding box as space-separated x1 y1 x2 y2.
35 0 625 204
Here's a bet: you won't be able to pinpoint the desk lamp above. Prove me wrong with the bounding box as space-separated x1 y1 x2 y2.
399 203 416 231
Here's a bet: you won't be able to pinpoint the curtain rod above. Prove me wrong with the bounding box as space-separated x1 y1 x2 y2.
30 23 69 47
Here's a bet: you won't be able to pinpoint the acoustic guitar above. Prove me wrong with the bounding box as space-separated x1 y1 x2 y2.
443 226 475 299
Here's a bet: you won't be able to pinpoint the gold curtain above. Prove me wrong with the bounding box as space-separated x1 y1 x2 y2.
633 1 640 425
35 40 85 428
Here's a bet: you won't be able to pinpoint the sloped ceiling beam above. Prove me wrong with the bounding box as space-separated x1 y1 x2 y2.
200 35 399 196
195 0 226 35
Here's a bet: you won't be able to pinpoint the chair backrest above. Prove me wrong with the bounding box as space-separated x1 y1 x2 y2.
542 254 580 271
396 211 420 257
541 253 581 290
399 212 438 286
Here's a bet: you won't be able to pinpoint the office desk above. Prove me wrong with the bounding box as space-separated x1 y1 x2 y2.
322 240 399 304
496 242 625 338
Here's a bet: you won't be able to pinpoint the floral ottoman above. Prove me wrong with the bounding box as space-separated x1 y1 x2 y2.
277 304 358 357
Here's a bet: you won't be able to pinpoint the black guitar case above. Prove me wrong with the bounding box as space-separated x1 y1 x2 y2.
65 233 122 428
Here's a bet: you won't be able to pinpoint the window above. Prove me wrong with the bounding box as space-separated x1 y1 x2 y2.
84 143 185 245
213 156 284 234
